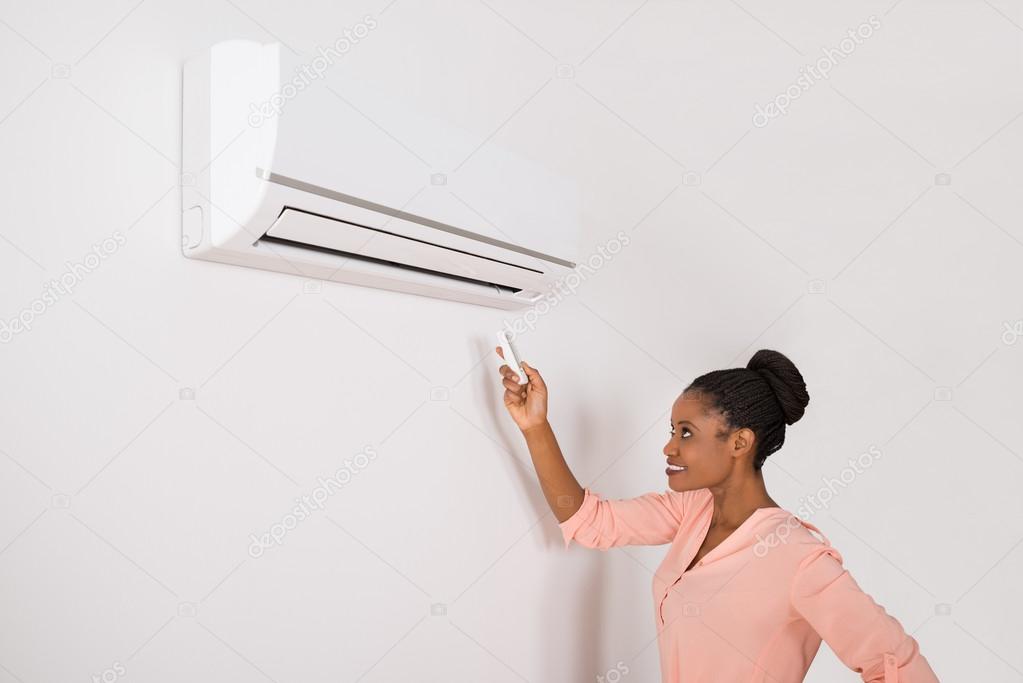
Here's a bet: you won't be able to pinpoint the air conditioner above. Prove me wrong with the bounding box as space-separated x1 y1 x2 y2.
182 40 580 310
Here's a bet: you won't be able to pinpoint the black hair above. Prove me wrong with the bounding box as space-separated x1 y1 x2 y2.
684 349 809 470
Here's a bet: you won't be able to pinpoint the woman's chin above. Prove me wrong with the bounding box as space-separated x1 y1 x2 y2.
667 478 695 492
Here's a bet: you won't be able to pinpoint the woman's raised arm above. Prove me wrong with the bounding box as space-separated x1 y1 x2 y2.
496 348 686 549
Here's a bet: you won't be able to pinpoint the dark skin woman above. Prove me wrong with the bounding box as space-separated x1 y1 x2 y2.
493 346 939 681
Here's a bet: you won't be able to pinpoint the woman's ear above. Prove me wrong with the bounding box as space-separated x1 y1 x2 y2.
732 428 756 455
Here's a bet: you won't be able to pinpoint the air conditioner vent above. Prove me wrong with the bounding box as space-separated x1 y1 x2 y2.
260 207 549 293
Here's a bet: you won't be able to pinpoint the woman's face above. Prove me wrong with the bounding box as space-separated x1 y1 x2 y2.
662 390 743 492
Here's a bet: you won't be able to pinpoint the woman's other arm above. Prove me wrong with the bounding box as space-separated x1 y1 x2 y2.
790 546 940 682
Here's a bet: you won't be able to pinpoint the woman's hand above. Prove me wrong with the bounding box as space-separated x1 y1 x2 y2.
495 346 548 432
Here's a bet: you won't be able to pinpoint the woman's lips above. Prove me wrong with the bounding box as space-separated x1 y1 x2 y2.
665 463 688 475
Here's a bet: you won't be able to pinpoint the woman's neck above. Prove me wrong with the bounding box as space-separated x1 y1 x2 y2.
706 469 778 529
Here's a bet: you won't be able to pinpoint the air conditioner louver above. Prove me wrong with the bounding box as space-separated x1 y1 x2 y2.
260 206 552 294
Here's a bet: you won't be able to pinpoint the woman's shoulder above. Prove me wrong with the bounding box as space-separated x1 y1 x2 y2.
749 510 845 566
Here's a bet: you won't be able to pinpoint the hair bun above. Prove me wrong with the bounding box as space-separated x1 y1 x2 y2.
747 349 809 425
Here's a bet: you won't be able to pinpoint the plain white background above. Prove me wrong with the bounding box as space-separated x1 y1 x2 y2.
1 0 1022 681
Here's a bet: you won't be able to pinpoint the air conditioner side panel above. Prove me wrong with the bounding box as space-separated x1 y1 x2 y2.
183 40 282 257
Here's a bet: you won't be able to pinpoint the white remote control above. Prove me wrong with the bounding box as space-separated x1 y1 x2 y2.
496 330 528 385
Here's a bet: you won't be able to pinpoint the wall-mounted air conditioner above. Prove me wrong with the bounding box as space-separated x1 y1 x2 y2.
182 40 581 309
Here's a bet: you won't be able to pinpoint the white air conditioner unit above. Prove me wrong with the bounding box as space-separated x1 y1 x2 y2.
182 40 580 310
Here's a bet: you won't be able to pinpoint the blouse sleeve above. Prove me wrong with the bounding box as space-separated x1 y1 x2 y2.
558 487 685 550
790 546 940 682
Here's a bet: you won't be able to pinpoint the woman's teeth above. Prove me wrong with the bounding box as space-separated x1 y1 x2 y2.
666 464 687 473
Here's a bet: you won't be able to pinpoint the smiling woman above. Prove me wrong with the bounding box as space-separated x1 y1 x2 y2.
495 347 939 683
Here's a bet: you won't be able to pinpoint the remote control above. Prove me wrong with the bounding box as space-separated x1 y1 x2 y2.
496 330 528 385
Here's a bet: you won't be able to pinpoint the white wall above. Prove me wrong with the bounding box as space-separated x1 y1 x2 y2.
1 1 1021 681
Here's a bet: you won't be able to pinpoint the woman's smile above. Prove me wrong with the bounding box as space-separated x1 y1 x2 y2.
665 459 688 476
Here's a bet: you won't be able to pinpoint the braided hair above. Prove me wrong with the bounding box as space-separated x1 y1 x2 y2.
685 349 809 470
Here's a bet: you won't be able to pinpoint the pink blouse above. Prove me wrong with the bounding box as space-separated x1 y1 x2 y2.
559 486 940 682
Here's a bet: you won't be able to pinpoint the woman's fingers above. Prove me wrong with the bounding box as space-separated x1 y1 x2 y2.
496 345 531 399
496 348 514 375
503 388 523 405
519 361 544 389
502 376 523 392
498 365 518 383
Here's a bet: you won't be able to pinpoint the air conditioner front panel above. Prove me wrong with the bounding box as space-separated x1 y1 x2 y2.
183 40 582 310
263 207 556 291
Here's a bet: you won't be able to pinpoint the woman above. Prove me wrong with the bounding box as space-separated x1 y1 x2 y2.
495 347 939 682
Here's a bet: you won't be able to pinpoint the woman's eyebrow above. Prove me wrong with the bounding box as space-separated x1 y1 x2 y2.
673 419 700 431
